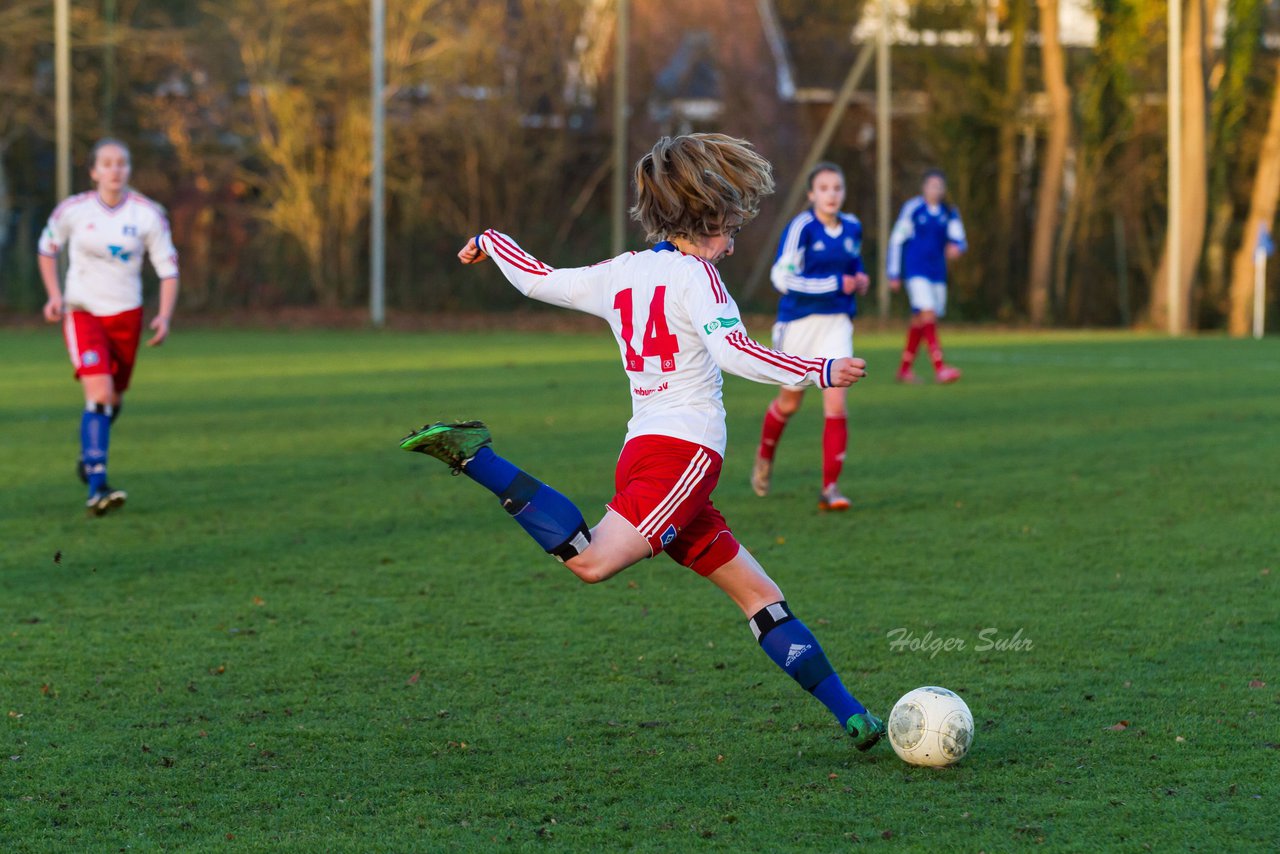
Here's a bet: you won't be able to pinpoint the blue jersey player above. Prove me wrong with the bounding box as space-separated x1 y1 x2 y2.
752 162 868 511
888 169 966 384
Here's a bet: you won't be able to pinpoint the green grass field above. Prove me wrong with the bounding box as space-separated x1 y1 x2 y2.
2 325 1277 851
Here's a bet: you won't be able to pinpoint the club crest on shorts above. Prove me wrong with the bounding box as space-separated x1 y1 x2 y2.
82 350 101 367
660 524 678 547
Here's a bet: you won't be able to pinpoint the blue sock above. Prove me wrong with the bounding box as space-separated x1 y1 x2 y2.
749 601 866 728
81 405 112 495
462 446 590 560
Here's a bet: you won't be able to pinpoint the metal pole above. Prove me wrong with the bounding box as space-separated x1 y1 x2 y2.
1168 0 1182 335
104 0 117 133
370 0 386 327
611 0 629 255
55 0 71 202
745 44 876 298
1255 247 1266 339
876 0 891 318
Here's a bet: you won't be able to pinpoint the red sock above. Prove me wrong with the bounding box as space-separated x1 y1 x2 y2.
899 324 923 372
822 416 847 490
921 321 944 370
758 401 789 461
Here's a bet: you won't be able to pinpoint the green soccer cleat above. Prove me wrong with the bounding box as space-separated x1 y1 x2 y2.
846 711 886 752
399 420 492 473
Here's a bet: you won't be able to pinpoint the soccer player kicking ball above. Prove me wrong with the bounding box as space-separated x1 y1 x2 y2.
887 169 966 384
401 134 885 751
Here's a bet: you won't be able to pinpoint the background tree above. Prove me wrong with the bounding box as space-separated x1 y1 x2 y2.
994 0 1029 320
1203 0 1264 324
1228 57 1280 335
1150 0 1218 331
1027 0 1072 325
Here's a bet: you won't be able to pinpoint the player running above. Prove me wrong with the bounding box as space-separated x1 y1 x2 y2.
751 162 869 510
887 169 966 384
38 138 179 516
401 134 885 750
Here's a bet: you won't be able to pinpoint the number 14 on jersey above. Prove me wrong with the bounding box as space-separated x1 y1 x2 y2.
614 286 679 373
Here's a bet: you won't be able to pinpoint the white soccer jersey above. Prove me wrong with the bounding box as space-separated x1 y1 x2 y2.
38 191 179 316
477 229 835 455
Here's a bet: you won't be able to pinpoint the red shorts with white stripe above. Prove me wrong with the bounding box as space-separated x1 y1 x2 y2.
607 435 741 576
63 308 144 392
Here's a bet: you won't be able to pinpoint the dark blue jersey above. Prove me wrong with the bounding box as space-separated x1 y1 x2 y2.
887 196 967 284
771 209 865 322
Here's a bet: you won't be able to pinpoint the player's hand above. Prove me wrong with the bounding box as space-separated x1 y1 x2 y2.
458 237 489 265
147 315 171 347
43 294 63 323
852 272 871 295
828 356 867 388
841 274 857 295
889 278 902 292
945 244 963 261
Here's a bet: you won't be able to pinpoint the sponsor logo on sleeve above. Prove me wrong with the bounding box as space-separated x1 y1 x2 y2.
702 316 741 335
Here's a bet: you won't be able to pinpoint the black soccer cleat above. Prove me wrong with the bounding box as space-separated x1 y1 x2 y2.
85 485 128 517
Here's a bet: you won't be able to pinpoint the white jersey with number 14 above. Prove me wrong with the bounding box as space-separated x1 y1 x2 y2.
477 229 835 455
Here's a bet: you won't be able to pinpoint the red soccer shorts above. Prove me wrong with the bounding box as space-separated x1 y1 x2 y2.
608 435 741 576
63 307 144 392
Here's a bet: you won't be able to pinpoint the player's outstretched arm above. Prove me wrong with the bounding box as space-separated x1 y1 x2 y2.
826 356 867 388
772 255 840 296
691 269 849 389
703 321 852 390
147 277 179 347
465 229 613 318
143 208 180 345
886 203 915 280
945 210 968 260
457 236 488 265
38 254 63 322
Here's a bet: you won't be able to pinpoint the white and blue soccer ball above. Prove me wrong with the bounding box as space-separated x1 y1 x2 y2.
887 686 974 767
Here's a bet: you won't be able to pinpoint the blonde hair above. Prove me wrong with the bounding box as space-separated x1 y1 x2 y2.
631 133 775 242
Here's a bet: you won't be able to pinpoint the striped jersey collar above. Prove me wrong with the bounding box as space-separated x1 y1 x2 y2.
95 191 130 213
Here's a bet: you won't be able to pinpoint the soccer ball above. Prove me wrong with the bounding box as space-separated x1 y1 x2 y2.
887 686 974 767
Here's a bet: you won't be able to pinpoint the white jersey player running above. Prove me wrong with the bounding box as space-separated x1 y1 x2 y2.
38 138 180 516
400 133 886 752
